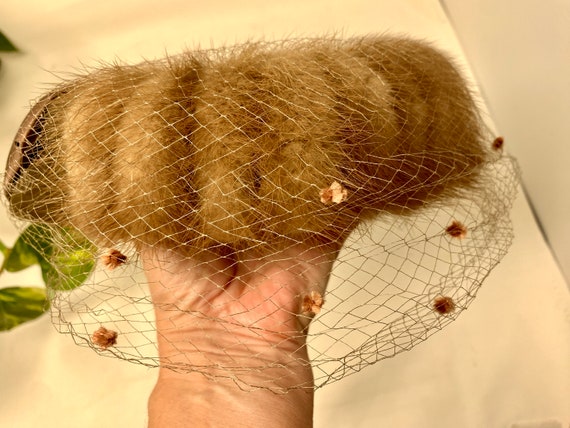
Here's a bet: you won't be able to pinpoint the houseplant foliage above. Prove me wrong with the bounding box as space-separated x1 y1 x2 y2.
0 225 95 331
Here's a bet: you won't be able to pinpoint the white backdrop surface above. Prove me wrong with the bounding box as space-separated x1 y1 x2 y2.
442 0 570 286
0 1 568 427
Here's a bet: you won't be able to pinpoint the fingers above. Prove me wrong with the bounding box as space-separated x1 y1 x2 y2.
142 240 341 343
142 246 235 301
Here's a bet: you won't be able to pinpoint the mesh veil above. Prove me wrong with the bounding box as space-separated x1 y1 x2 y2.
3 36 519 391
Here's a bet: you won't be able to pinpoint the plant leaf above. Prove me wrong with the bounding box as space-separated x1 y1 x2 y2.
0 287 49 331
42 227 96 291
5 224 96 291
3 228 41 272
45 246 96 291
0 32 18 51
0 239 8 257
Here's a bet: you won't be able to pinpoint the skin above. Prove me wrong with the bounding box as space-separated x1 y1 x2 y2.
142 239 341 427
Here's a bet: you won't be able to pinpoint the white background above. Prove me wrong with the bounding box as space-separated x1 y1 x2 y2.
442 0 570 284
0 1 569 427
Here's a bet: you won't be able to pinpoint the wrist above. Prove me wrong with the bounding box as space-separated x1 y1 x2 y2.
149 366 314 428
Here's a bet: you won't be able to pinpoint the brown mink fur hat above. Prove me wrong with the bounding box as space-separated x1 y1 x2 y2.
5 36 492 254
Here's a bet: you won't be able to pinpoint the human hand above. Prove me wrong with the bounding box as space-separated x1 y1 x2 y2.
143 239 341 427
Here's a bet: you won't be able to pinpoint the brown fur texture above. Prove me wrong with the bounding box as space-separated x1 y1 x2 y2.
5 36 491 253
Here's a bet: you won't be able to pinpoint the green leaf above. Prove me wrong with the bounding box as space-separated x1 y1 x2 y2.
45 245 96 291
0 32 18 51
3 228 40 272
0 239 8 257
42 227 96 291
0 287 49 331
5 224 96 291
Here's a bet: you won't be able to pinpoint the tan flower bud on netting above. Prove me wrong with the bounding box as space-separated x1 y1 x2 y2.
433 296 456 315
492 136 505 151
446 221 468 239
302 291 324 315
320 181 348 205
101 249 128 270
92 326 118 349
